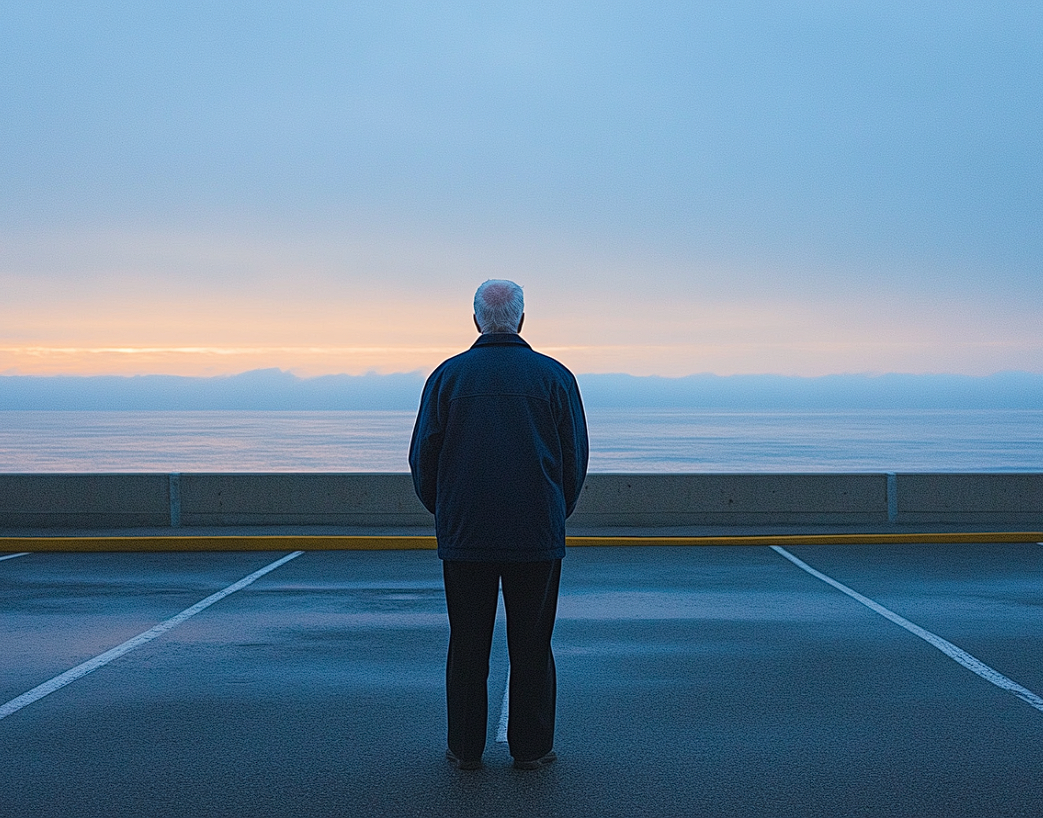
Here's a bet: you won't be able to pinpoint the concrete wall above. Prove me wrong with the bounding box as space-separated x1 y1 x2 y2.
1 472 1041 530
570 473 887 527
179 473 431 527
0 474 171 528
898 474 1043 525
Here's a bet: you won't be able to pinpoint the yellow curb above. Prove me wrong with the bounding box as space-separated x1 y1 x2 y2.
2 532 1042 552
566 532 1043 547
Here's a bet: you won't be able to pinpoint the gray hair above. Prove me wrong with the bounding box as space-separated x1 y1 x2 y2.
473 279 524 333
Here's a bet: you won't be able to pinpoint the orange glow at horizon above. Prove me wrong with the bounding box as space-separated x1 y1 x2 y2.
3 228 1041 378
3 274 1041 377
3 335 1040 378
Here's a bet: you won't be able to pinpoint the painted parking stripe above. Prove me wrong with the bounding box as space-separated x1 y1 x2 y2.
0 553 29 562
497 659 510 744
771 546 1043 713
0 551 304 722
495 588 510 744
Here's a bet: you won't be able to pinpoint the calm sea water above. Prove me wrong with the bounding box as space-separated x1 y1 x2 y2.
0 409 1040 473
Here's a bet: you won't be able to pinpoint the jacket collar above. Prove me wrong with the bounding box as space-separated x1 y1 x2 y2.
470 333 532 350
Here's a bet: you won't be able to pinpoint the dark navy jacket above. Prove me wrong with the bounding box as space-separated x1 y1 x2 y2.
409 333 588 561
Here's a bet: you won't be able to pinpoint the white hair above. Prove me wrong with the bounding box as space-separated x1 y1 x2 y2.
473 279 524 333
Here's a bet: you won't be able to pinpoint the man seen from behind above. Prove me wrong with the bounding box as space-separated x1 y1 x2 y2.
409 279 589 771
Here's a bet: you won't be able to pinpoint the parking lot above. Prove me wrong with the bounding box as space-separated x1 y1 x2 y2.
2 542 1042 818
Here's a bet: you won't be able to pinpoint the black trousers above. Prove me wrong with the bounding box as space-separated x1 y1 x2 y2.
442 559 561 762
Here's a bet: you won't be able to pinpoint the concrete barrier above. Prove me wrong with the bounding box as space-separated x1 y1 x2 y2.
179 473 431 527
897 473 1043 526
0 474 171 528
569 473 887 527
1 472 1041 532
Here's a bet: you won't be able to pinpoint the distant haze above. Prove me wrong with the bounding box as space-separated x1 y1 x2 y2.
2 369 1040 411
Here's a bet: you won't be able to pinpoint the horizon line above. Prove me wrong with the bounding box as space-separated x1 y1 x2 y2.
3 368 1043 380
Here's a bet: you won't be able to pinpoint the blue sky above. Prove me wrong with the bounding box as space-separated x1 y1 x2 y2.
2 1 1041 376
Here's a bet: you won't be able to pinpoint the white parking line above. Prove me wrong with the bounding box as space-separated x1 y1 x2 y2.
0 552 29 562
771 546 1043 714
0 551 304 722
496 658 510 743
495 587 510 744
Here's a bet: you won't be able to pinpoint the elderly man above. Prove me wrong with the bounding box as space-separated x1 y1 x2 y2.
409 279 588 771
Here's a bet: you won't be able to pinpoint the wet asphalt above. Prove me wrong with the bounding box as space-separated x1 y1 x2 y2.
1 543 1042 818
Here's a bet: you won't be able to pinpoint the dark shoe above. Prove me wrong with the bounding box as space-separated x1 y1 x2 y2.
446 749 482 770
512 750 557 770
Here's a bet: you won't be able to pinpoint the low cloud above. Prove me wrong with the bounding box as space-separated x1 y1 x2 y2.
1 369 1040 411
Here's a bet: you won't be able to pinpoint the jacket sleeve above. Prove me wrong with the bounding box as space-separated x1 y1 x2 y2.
559 377 589 518
408 375 443 514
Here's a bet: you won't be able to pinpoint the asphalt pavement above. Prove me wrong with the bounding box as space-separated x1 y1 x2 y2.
1 543 1042 818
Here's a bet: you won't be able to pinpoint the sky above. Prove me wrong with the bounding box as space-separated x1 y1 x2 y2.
2 1 1041 378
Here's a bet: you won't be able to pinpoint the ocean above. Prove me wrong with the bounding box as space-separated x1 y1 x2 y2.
0 409 1040 473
